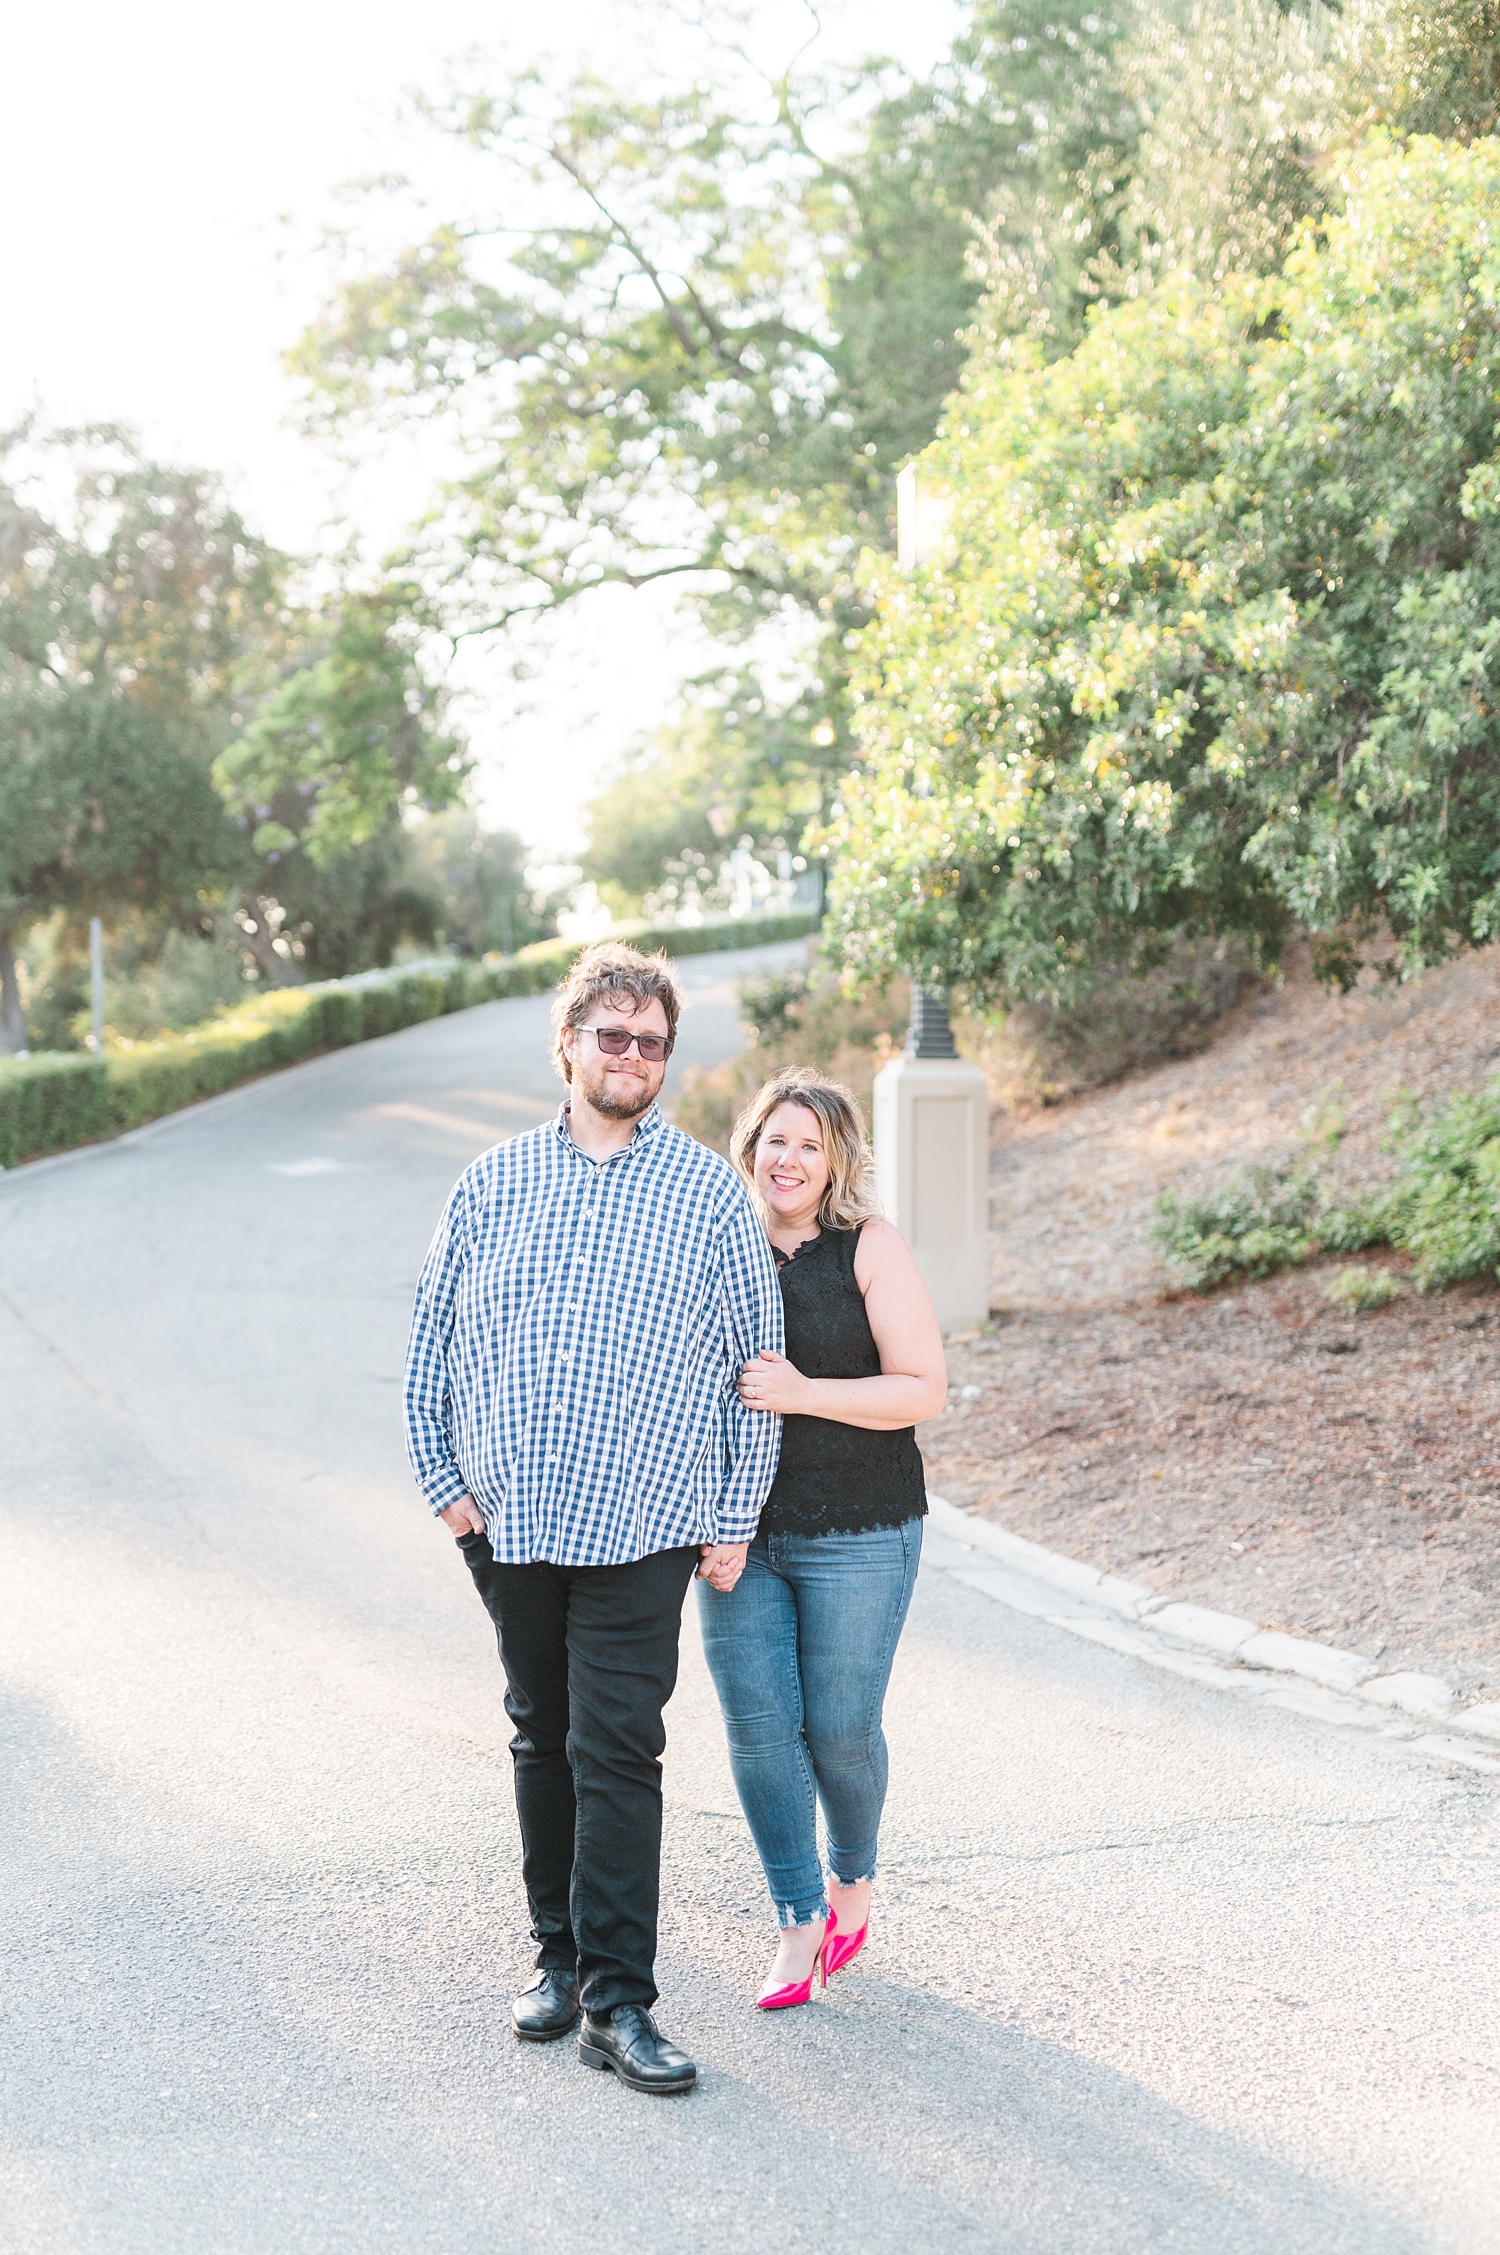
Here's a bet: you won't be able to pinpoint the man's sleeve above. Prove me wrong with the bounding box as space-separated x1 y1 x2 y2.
403 1177 474 1516
713 1185 786 1544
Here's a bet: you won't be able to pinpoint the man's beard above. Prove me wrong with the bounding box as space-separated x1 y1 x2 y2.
582 1073 656 1121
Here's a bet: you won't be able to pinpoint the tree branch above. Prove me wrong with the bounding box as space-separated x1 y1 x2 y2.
450 547 798 639
544 143 713 367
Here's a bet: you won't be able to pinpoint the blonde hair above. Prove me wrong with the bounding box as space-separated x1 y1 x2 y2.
550 942 681 1083
730 1068 882 1233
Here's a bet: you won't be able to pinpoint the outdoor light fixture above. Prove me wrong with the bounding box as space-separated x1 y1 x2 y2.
906 988 958 1059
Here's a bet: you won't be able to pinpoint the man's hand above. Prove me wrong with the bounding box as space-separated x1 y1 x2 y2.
440 1495 486 1536
738 1348 812 1416
696 1542 749 1593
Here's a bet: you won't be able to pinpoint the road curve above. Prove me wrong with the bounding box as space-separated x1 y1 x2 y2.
0 941 1496 2254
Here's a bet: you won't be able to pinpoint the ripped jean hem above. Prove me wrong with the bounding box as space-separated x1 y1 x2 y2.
775 1896 831 1932
828 1867 877 1889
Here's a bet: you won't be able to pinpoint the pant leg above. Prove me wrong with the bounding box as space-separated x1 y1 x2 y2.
561 1543 698 2017
456 1530 577 1972
787 1519 922 1885
696 1538 828 1930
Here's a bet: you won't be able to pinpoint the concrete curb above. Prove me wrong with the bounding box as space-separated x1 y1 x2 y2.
925 1495 1500 1772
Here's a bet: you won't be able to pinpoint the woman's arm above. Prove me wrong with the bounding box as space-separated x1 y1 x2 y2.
737 1219 948 1430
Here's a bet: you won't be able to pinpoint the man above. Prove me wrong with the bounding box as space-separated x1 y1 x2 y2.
404 941 782 2095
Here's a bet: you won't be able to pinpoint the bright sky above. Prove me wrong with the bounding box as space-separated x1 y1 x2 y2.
3 0 962 856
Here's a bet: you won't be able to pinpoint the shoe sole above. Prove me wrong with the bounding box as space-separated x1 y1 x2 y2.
512 2012 580 2043
577 2035 696 2094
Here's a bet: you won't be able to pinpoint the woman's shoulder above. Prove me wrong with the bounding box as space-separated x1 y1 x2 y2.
851 1213 909 1280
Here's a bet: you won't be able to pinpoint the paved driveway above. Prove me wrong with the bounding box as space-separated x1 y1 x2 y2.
1 943 1496 2253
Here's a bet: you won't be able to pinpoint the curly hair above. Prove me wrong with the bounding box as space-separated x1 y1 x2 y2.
550 942 682 1083
729 1067 882 1232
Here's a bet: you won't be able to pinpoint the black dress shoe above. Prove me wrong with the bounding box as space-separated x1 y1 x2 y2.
577 2006 697 2094
511 1968 581 2043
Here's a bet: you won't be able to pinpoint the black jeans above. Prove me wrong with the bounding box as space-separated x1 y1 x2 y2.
457 1530 698 2017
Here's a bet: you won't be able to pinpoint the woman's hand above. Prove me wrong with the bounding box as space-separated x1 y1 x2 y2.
697 1542 750 1592
738 1348 813 1416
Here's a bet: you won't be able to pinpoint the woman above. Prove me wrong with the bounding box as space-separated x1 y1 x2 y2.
696 1067 948 2008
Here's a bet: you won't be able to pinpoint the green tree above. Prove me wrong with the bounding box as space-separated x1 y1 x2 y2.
823 135 1500 1004
0 428 273 1050
1094 0 1500 298
288 2 1133 897
254 826 444 981
580 670 847 914
214 582 468 981
0 429 471 1049
1372 0 1500 139
408 808 561 955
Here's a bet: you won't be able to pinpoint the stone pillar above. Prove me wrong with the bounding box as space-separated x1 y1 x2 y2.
873 991 990 1335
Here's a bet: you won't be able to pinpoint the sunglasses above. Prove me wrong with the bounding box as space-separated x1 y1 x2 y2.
576 1023 674 1063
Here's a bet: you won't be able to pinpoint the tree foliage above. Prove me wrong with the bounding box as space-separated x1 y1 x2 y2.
279 0 1500 936
0 429 273 1046
293 4 1128 622
581 670 847 914
408 808 561 955
0 428 469 1047
290 2 1135 887
824 135 1500 1004
216 587 464 869
1053 0 1500 308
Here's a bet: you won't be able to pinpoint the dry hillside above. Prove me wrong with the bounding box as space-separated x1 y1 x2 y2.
920 945 1500 1699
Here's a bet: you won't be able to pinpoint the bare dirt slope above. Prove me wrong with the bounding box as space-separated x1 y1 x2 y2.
919 944 1500 1699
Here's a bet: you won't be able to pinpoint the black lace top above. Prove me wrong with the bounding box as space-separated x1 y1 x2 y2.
758 1222 928 1540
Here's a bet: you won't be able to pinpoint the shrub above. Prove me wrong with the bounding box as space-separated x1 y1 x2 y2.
736 970 810 1045
0 911 819 1168
1323 1266 1402 1313
339 966 448 1039
673 957 910 1153
1376 1081 1500 1289
1316 1198 1388 1257
1151 1161 1324 1291
0 1054 112 1168
301 983 366 1050
626 911 817 962
1151 1074 1500 1294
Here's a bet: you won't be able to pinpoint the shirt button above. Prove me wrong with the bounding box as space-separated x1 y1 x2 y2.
582 1208 593 1218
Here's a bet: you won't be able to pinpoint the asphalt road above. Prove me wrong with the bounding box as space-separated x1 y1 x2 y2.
1 941 1497 2255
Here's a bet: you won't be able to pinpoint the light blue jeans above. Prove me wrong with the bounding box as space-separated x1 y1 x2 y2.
696 1519 923 1929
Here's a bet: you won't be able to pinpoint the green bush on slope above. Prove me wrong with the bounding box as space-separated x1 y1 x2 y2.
1151 1162 1326 1291
1376 1084 1500 1289
1151 1078 1500 1294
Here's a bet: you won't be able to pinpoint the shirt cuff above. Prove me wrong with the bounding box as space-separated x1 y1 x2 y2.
714 1498 763 1546
420 1463 471 1515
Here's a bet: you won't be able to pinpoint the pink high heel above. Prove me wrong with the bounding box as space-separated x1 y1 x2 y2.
823 1912 869 1978
755 1913 835 2010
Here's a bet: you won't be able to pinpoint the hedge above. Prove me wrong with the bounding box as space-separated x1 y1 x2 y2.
0 910 818 1170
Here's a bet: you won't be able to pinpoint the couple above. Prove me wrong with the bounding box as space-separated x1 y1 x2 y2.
404 942 946 2095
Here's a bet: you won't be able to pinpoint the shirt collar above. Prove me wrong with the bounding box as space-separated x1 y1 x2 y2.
554 1099 664 1157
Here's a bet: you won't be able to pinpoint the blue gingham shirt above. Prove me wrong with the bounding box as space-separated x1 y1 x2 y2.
403 1101 784 1564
